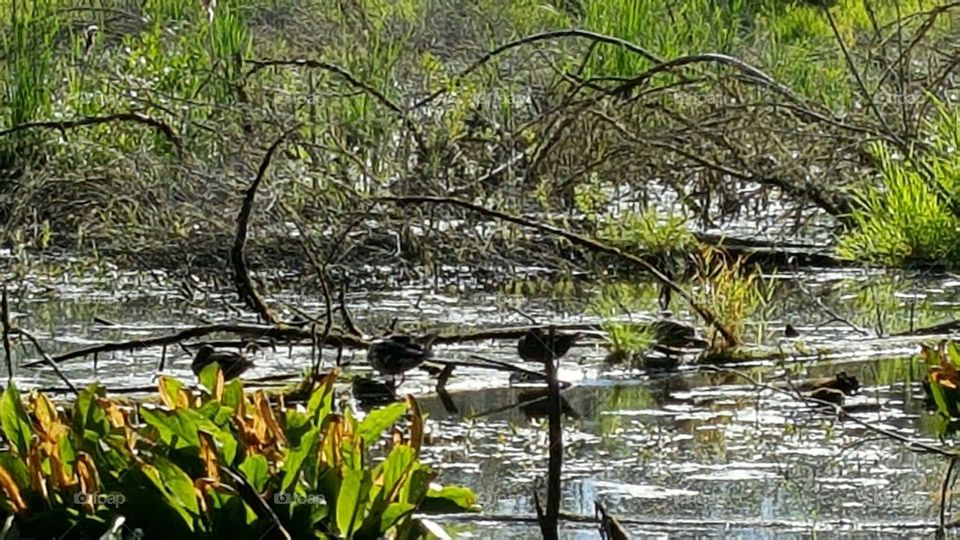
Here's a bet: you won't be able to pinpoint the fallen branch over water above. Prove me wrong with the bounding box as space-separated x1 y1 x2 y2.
19 322 601 369
381 195 741 347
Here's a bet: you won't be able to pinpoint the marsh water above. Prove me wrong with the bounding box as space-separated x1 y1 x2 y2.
5 254 960 538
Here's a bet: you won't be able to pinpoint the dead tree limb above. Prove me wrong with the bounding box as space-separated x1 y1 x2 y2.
0 112 183 155
232 127 300 325
19 323 367 369
245 58 428 157
380 195 741 347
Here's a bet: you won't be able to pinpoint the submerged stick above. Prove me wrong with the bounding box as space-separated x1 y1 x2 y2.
15 329 79 396
541 326 562 540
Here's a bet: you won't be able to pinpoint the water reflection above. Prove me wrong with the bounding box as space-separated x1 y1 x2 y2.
3 263 960 536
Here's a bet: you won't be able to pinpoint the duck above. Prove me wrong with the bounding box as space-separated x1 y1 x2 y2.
352 376 398 405
800 372 859 395
517 328 582 363
804 387 846 406
649 316 708 349
367 333 438 384
192 344 255 380
798 372 859 407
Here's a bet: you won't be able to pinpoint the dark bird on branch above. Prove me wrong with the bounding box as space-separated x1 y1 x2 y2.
192 344 255 380
650 318 708 349
367 333 438 385
517 328 581 363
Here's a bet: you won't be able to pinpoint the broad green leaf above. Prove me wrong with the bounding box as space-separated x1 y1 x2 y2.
139 462 196 531
948 342 960 367
421 485 478 513
380 502 415 533
399 465 434 506
198 362 223 401
0 455 28 490
0 385 30 456
72 385 109 439
222 379 244 409
141 407 238 463
281 427 319 492
380 446 415 503
357 402 407 447
152 455 201 516
157 376 187 408
336 469 368 537
284 409 311 447
239 454 269 492
359 446 415 536
197 401 234 427
306 371 337 425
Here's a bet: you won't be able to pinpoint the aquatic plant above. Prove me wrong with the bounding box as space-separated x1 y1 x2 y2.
839 105 960 268
0 368 475 538
589 282 655 364
694 247 772 350
598 209 696 261
921 342 960 420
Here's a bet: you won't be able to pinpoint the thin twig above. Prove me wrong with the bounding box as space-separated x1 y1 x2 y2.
941 456 959 533
219 466 292 540
706 365 958 458
14 329 79 396
338 283 363 337
0 112 183 155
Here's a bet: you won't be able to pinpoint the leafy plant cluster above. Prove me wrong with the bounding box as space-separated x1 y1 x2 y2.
0 366 475 539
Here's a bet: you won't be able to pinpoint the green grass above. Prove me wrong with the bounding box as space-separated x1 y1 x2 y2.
0 0 956 272
838 104 960 267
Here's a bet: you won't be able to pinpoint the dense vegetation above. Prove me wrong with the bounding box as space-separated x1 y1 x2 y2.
3 0 960 275
0 367 474 538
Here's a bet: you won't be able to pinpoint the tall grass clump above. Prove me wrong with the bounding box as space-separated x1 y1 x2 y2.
581 0 744 78
590 282 656 364
0 0 59 170
695 248 772 348
598 208 696 259
838 105 960 267
206 0 253 102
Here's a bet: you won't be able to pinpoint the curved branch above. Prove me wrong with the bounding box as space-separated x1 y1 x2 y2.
232 127 300 325
411 29 669 109
0 112 183 155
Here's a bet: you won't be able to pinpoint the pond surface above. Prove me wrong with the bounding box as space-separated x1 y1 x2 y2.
4 258 960 538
